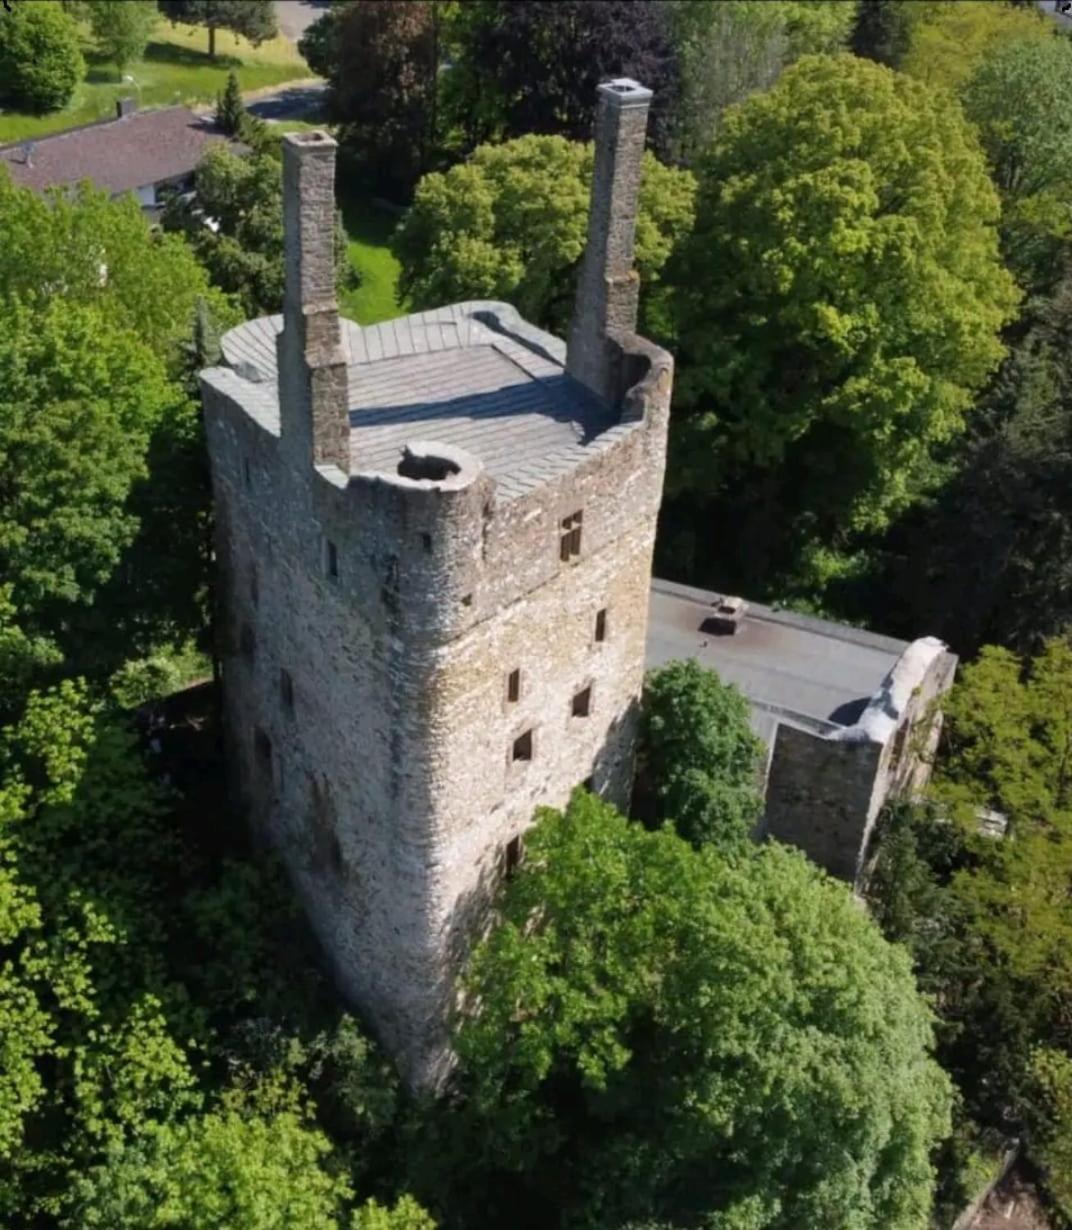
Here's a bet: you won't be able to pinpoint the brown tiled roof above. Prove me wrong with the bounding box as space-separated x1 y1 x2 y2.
0 106 235 196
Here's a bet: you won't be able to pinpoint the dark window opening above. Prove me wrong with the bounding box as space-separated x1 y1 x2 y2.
504 834 523 878
595 608 607 642
421 532 432 552
281 668 294 715
462 593 473 607
560 510 583 561
507 668 521 703
326 539 338 579
512 730 533 763
243 457 251 488
240 622 255 660
250 566 259 607
254 726 272 770
572 686 592 718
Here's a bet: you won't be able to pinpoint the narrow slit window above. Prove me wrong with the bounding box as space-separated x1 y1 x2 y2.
243 457 251 488
240 622 255 661
504 834 523 878
250 565 259 607
507 668 521 703
572 686 592 718
595 608 607 642
512 730 533 763
254 726 272 771
326 539 338 579
560 510 583 561
281 668 294 715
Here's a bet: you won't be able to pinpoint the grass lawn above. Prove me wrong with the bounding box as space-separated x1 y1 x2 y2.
0 20 311 143
338 184 406 326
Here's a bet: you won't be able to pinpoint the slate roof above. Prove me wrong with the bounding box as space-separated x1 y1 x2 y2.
646 578 908 745
221 305 630 500
0 107 236 196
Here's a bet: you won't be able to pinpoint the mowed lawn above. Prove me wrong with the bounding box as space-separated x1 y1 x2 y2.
0 20 311 143
338 183 406 326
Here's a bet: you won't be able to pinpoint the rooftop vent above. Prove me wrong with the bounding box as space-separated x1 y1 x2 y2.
116 97 137 119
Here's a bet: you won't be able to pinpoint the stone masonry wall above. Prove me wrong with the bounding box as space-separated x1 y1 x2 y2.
202 325 671 1086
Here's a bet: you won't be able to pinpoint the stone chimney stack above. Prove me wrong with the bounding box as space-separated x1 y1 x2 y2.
276 131 349 475
566 78 652 403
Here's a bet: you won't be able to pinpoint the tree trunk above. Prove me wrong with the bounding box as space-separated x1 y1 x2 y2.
209 22 217 60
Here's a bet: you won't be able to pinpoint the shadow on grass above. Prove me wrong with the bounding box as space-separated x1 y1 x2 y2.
141 39 243 70
338 192 399 248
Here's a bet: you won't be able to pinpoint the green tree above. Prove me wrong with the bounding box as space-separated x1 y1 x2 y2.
638 659 764 850
962 37 1072 291
850 0 911 67
326 0 444 197
163 143 352 317
0 300 182 704
669 53 1019 595
394 134 696 337
442 1 680 161
87 0 158 79
419 793 951 1230
0 0 84 113
70 1101 353 1229
0 172 232 367
157 0 278 60
901 0 1051 94
666 1 859 161
214 67 245 135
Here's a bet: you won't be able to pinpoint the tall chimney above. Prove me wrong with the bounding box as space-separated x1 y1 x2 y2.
566 78 652 402
276 131 349 475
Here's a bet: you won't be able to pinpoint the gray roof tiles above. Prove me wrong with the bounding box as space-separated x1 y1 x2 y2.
220 305 624 498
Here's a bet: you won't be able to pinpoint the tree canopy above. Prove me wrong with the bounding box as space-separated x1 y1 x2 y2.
393 133 695 336
962 36 1072 291
0 0 84 114
638 659 764 851
157 0 277 60
87 0 158 78
669 53 1019 593
441 0 681 159
421 792 951 1230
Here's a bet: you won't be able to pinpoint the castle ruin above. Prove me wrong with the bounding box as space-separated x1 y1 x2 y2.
200 81 670 1087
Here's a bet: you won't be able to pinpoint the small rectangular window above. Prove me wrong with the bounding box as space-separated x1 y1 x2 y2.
243 457 251 488
281 668 294 715
326 539 338 579
560 510 583 561
595 608 607 642
572 686 592 718
507 668 521 703
512 730 533 763
504 834 523 878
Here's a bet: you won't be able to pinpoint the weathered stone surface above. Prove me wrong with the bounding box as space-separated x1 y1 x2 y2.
201 117 672 1088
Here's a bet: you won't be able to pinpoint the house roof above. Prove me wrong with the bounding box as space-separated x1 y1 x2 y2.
0 106 235 197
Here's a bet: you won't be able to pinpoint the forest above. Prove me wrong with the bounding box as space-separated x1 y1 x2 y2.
3 1 1072 1227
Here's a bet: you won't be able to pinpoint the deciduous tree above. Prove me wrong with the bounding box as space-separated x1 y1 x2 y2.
0 0 84 113
157 0 277 60
670 53 1018 594
420 793 951 1230
393 134 695 336
87 0 157 79
638 658 763 850
442 1 680 160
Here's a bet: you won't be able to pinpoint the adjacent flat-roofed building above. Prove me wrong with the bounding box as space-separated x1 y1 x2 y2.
0 101 239 215
200 82 670 1088
647 578 957 884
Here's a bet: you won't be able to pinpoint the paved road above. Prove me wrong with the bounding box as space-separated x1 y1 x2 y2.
247 81 329 122
275 0 331 43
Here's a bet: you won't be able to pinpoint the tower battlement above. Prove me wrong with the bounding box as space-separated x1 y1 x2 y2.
200 90 673 1086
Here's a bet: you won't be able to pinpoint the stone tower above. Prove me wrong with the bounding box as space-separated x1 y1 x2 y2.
199 81 673 1088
